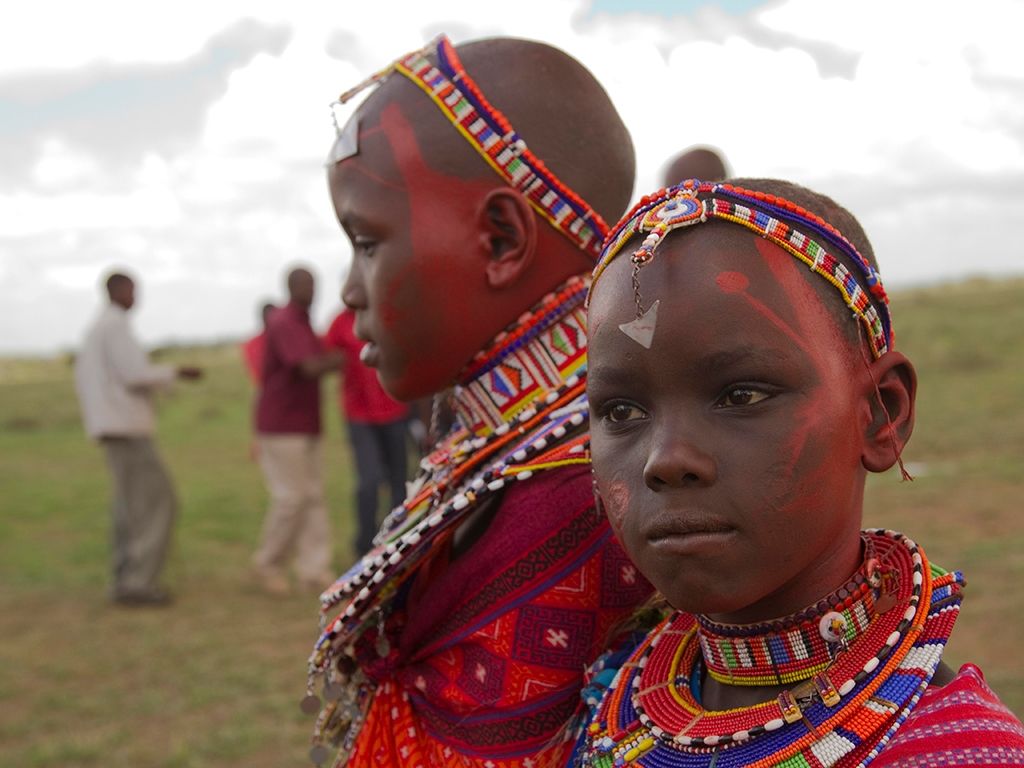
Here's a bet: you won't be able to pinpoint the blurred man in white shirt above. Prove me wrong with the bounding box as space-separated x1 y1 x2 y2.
75 272 201 606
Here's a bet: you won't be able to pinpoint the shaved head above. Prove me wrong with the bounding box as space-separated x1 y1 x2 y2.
353 37 636 227
723 177 880 352
331 36 638 399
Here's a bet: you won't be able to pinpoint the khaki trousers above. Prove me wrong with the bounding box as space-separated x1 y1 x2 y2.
100 436 177 598
253 434 332 581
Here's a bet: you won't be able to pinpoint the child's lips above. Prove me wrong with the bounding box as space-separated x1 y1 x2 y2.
644 514 735 551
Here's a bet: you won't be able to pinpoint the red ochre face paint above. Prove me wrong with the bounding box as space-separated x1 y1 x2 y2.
587 227 865 624
715 270 749 294
333 101 499 400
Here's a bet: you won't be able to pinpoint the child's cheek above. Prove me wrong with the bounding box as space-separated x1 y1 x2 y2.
602 479 631 538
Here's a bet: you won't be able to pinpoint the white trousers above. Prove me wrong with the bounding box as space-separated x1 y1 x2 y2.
253 434 332 581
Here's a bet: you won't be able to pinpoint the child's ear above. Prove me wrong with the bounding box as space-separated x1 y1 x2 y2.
861 350 917 473
477 188 537 289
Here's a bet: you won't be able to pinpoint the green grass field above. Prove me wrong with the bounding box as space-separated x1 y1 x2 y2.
1 278 1022 766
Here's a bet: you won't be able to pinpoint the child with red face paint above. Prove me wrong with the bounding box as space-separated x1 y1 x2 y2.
579 179 1024 766
301 35 652 768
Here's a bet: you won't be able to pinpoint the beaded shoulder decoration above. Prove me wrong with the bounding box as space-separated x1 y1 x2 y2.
333 34 609 260
577 530 965 767
302 277 594 765
590 179 893 359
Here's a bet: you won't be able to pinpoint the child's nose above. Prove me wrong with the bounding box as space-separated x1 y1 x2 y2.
642 425 717 491
341 266 367 310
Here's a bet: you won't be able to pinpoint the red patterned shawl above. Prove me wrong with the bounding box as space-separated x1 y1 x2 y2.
346 465 652 766
871 663 1024 766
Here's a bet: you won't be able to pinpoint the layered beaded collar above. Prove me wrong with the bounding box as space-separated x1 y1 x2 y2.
453 275 589 436
697 535 891 688
303 275 594 764
332 34 609 260
578 530 965 767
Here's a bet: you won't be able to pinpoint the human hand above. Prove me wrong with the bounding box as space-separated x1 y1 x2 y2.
177 366 203 380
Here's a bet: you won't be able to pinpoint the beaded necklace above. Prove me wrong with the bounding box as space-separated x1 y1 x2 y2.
302 276 594 766
578 530 964 767
697 536 887 688
333 35 609 261
454 274 589 435
590 179 892 360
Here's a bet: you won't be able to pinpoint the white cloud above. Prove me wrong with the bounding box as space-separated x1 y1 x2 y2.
2 0 1023 354
31 138 102 189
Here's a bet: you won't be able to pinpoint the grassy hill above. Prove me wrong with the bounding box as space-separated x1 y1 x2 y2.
1 277 1021 766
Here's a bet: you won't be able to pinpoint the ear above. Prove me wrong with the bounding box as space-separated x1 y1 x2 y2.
477 187 537 289
861 350 917 473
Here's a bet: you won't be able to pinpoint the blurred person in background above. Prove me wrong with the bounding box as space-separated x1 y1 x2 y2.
324 305 410 558
251 267 341 596
241 300 276 385
74 271 202 607
661 144 730 186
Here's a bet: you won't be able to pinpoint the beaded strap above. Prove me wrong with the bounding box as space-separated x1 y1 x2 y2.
335 35 609 260
591 179 894 359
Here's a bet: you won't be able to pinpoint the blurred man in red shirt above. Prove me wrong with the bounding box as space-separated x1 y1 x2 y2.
325 307 409 556
252 268 341 595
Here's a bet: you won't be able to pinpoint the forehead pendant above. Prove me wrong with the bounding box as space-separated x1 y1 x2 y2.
617 189 706 349
327 109 359 165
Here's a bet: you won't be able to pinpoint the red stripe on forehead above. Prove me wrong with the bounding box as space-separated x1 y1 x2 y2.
715 271 749 294
345 124 406 191
714 260 811 358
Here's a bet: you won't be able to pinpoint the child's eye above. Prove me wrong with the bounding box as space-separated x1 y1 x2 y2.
605 402 648 423
352 235 377 257
716 387 770 408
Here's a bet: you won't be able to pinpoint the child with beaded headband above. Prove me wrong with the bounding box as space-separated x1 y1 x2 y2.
302 33 652 768
578 178 1024 766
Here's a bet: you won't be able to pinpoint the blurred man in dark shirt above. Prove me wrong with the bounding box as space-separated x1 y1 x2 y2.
252 267 341 595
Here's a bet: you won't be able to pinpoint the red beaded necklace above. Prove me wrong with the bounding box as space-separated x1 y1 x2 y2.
697 536 893 687
579 530 965 767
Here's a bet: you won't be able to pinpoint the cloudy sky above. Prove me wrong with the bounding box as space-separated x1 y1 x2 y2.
3 0 1022 355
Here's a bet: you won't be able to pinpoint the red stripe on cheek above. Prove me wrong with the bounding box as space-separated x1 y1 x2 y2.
782 403 816 476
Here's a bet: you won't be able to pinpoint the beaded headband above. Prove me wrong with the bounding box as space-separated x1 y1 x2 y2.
331 34 610 260
591 179 893 357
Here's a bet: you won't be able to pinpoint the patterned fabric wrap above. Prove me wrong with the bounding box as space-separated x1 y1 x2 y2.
346 467 652 766
591 179 893 359
336 35 609 260
303 278 654 766
870 664 1024 766
572 530 1010 767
